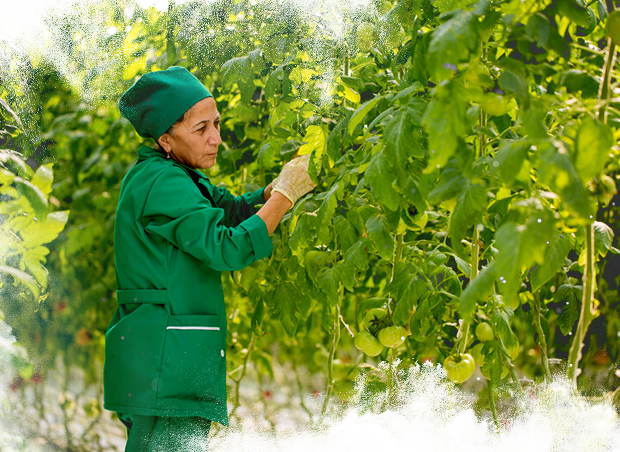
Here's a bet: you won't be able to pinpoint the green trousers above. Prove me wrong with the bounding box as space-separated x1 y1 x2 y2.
118 412 211 452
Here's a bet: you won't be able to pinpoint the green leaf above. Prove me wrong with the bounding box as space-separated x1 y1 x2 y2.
422 79 471 170
575 118 614 182
365 213 394 260
21 246 50 290
317 267 340 306
539 142 595 220
366 146 400 211
21 211 69 248
593 221 614 257
299 125 327 179
494 222 525 305
606 11 620 47
409 294 435 342
273 282 300 337
530 232 574 292
389 263 428 326
449 178 487 257
14 178 48 218
384 102 425 164
427 10 479 80
554 284 582 335
498 59 529 101
316 181 341 243
0 265 40 301
559 70 599 99
555 0 595 30
432 0 479 13
347 95 383 136
493 140 530 186
343 238 370 273
459 262 497 316
221 55 252 91
0 97 24 130
251 298 265 335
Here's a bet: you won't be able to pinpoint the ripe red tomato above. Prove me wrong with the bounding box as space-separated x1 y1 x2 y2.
443 353 475 384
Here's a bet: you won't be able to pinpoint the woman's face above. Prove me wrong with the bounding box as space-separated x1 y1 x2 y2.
157 97 222 170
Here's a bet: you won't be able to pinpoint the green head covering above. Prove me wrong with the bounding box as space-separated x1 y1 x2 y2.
118 66 213 140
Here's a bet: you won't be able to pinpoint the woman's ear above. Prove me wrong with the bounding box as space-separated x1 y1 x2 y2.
158 133 172 153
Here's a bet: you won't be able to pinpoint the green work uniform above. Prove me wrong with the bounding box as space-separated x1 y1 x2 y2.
103 145 273 426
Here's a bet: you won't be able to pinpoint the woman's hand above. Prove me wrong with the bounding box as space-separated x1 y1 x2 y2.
271 154 317 205
263 182 273 202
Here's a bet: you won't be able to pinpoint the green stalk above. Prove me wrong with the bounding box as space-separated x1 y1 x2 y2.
532 291 551 380
597 37 616 125
458 220 479 355
318 299 342 426
564 21 614 384
566 223 598 385
488 380 500 431
229 333 255 420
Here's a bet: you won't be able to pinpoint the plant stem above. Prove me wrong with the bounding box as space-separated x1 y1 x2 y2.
230 333 256 419
566 223 598 386
458 226 479 354
295 364 314 424
598 37 616 125
318 297 342 426
388 233 404 316
531 291 551 380
488 380 500 431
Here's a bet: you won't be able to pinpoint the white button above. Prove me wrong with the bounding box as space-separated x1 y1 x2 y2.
220 350 225 357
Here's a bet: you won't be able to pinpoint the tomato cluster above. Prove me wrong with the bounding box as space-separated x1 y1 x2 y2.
353 307 407 357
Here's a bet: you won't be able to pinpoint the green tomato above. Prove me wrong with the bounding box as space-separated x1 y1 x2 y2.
475 322 494 342
377 326 407 348
362 307 388 331
471 343 486 367
333 380 356 401
443 353 476 384
354 330 384 357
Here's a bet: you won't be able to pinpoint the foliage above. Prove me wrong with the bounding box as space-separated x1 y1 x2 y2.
1 0 620 434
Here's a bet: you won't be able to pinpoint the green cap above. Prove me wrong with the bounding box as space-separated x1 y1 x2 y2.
118 66 213 140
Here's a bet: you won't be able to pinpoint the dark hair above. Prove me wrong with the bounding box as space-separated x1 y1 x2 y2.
154 112 186 151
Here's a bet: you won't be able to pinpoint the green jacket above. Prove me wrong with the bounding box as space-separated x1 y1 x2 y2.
103 145 273 425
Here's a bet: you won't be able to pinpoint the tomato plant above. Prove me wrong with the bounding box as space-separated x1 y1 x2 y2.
1 0 620 438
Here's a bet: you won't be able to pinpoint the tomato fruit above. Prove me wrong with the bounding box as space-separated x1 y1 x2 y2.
362 307 388 331
333 380 356 401
354 330 384 356
443 353 476 384
475 322 494 342
377 326 407 348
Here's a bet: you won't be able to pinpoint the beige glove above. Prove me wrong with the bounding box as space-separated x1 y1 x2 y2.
271 154 317 206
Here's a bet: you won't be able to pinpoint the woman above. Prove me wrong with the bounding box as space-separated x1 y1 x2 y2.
103 66 316 451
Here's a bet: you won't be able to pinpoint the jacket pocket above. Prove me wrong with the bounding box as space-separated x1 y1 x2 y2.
103 304 167 410
156 314 225 406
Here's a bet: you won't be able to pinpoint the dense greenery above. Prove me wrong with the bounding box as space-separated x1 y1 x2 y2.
1 0 620 440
